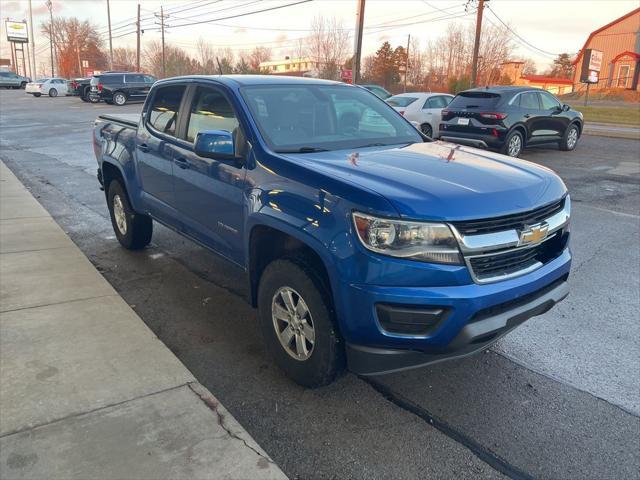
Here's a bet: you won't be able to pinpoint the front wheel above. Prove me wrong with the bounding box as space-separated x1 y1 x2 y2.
501 130 524 157
20 82 27 89
49 88 58 97
258 258 344 388
560 124 580 151
107 180 153 250
33 93 41 97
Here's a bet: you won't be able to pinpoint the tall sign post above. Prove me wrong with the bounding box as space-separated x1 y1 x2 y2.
5 20 29 76
579 49 603 106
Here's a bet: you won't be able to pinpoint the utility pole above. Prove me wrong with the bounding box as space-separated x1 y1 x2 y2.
106 0 113 70
155 6 168 77
136 3 141 71
470 0 486 88
404 34 410 92
29 0 36 77
353 0 365 84
46 0 54 76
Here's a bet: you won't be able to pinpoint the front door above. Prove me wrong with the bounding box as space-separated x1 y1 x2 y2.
172 84 246 265
536 91 567 140
136 84 187 215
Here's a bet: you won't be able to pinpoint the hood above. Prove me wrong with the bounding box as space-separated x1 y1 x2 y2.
281 141 566 221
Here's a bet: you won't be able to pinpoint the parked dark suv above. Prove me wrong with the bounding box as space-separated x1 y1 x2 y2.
89 72 156 105
439 86 583 157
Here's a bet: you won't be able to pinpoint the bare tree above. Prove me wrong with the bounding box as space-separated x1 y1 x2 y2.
407 36 425 87
112 47 136 71
196 37 216 73
306 15 350 80
248 46 272 71
144 40 198 78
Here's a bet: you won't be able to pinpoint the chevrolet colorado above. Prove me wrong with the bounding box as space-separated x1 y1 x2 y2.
93 75 571 387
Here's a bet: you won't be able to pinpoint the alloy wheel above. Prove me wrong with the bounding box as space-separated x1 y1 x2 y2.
112 194 127 235
114 93 126 105
271 286 315 361
508 134 522 156
567 127 578 149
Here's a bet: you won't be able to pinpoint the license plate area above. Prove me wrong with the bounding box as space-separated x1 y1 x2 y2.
457 118 470 125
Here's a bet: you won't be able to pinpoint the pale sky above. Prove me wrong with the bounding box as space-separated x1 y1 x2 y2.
1 0 638 77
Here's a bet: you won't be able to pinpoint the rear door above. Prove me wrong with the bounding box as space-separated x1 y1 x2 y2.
136 84 187 218
516 91 544 141
124 74 146 100
171 83 247 264
421 95 453 137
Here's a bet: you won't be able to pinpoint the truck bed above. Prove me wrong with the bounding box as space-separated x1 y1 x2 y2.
98 114 140 129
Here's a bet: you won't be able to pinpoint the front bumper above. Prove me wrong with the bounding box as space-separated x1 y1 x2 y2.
348 276 568 375
339 247 571 375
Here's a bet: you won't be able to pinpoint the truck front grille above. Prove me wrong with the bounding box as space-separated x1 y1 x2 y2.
467 232 568 282
453 198 565 235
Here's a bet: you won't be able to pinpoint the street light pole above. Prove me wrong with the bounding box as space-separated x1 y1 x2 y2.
28 0 36 77
46 0 54 77
106 0 113 70
136 3 141 71
353 0 366 84
470 0 487 88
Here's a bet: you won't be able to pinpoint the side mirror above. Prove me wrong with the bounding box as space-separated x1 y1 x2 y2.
562 104 570 112
194 130 235 160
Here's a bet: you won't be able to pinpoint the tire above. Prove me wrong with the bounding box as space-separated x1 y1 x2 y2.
112 91 127 106
33 93 41 97
420 123 433 138
258 258 344 388
49 88 58 97
20 82 27 89
501 129 524 157
80 88 89 102
560 124 580 151
107 179 153 250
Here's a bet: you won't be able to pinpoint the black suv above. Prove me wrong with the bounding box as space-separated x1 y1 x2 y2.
89 72 156 105
439 86 583 157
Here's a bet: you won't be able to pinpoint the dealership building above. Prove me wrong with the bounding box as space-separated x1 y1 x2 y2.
572 7 640 91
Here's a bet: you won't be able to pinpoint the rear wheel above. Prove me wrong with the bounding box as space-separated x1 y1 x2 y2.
49 88 58 98
20 82 26 89
107 179 153 250
112 91 127 106
420 123 433 138
560 124 580 151
501 130 524 157
33 93 41 97
258 258 344 387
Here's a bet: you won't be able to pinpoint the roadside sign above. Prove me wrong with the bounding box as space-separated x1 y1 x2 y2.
341 69 353 83
86 69 94 77
82 60 89 68
580 49 603 84
5 20 28 43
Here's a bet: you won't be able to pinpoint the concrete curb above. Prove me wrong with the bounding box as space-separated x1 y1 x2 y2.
0 161 287 480
583 122 640 140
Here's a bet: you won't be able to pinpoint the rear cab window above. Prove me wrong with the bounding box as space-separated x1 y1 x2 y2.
147 85 186 137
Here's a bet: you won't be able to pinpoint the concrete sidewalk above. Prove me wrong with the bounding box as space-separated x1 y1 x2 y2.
0 161 286 480
583 122 640 140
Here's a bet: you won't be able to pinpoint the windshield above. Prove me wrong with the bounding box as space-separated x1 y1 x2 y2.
240 84 422 152
387 96 418 108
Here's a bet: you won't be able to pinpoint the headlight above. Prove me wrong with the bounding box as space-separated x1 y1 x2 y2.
352 212 462 264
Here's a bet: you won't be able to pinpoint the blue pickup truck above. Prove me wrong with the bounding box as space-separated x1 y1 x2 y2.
93 75 571 387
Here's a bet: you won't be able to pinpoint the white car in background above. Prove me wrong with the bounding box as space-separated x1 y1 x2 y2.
387 92 454 138
25 78 68 98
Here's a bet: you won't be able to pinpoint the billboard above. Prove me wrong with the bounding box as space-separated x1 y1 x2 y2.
6 20 28 43
579 49 603 84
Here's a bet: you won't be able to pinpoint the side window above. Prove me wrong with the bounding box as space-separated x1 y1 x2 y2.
103 75 124 84
186 86 239 143
144 75 156 84
126 74 144 83
519 92 540 110
539 92 560 111
0 72 8 77
147 85 186 137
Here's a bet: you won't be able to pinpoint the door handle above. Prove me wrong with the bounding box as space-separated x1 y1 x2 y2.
137 143 150 153
174 157 190 169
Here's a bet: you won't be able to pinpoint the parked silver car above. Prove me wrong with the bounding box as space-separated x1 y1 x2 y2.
0 71 31 89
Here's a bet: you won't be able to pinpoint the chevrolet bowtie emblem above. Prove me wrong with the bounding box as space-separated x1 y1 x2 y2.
519 222 549 246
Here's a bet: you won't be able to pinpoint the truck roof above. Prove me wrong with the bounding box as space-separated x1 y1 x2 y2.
155 75 344 87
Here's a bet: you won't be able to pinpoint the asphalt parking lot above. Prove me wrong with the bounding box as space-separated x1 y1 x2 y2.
1 89 638 479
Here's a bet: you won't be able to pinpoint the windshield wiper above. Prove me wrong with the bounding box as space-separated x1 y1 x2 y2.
274 146 331 153
353 142 388 148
